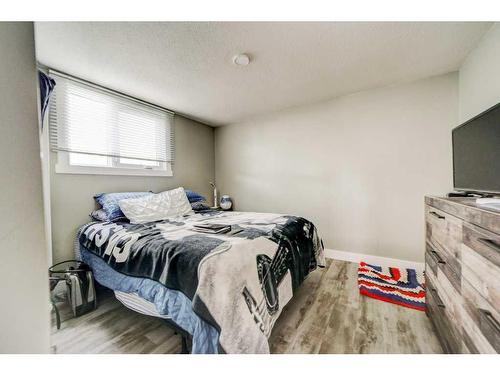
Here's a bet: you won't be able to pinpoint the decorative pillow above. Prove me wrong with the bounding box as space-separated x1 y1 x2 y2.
184 189 207 203
119 187 194 224
89 209 109 222
89 209 129 222
191 201 211 211
94 191 153 222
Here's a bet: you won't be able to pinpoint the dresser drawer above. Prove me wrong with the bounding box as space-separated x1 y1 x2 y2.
462 222 500 313
425 242 461 292
461 279 500 353
425 196 500 234
425 205 462 273
425 275 462 353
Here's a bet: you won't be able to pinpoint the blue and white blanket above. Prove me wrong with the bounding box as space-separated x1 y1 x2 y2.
79 247 220 353
78 210 324 353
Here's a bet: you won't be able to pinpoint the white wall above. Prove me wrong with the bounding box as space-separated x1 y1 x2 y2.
215 73 457 263
459 23 500 123
50 115 215 263
0 22 50 353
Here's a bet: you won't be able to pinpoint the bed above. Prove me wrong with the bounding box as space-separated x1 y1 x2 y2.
76 209 325 354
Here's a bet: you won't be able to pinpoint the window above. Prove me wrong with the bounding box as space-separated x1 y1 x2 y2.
49 71 174 176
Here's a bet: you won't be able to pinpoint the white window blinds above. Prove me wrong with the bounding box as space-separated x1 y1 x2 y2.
49 71 174 163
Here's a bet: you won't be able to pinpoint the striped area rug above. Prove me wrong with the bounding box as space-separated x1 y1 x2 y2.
358 262 426 311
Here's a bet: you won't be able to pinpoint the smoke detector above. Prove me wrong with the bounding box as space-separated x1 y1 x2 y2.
233 53 251 66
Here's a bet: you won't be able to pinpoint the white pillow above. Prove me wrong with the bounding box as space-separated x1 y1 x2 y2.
119 187 194 224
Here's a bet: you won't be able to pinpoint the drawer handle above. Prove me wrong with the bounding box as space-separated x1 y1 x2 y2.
480 309 500 334
478 238 500 254
430 288 445 308
430 250 446 264
430 211 445 220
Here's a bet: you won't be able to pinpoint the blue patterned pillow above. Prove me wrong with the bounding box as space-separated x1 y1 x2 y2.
90 209 109 222
94 192 153 221
185 189 206 203
89 208 130 223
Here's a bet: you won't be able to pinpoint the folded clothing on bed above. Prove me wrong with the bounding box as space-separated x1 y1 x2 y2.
79 210 324 353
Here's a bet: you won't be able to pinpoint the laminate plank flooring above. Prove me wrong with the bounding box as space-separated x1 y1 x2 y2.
51 259 443 354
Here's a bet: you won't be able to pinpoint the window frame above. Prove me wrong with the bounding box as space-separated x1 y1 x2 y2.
55 151 173 177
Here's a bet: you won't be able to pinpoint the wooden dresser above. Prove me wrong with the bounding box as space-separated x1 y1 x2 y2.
425 196 500 353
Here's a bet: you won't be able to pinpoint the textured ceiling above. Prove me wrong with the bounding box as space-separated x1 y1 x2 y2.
34 22 491 126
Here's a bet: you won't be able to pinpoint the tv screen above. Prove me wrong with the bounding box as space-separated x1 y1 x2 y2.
453 102 500 194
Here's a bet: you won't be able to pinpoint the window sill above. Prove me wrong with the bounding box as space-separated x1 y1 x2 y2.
55 163 173 177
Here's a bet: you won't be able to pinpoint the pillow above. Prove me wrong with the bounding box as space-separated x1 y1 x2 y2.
191 201 211 211
90 209 109 222
119 187 194 224
89 209 129 222
184 189 207 203
94 191 153 222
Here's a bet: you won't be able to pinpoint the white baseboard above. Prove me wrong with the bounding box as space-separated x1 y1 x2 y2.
324 248 425 272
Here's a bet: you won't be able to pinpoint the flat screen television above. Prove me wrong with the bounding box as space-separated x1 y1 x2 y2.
452 102 500 195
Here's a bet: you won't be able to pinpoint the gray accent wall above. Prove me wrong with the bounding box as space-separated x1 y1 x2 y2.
50 115 214 263
215 73 457 263
0 22 50 353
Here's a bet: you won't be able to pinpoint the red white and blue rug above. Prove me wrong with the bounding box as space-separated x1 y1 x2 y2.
358 262 426 311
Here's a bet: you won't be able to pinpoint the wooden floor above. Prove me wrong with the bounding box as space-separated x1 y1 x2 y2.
51 259 443 354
